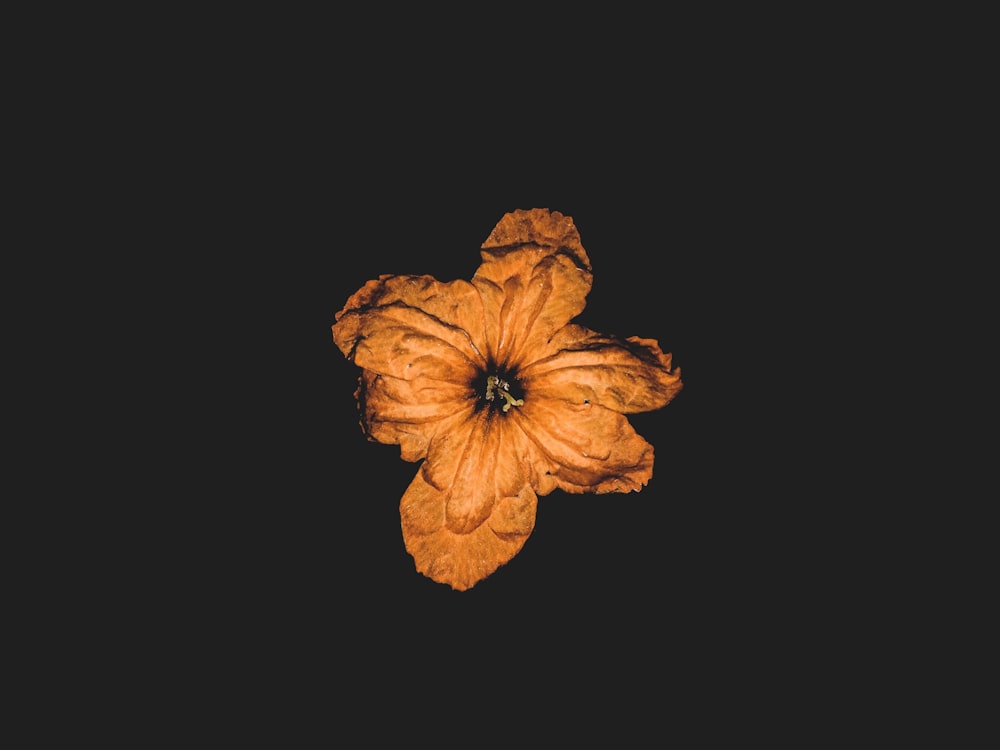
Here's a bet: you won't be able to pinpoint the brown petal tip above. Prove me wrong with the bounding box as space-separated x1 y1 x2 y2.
481 208 591 270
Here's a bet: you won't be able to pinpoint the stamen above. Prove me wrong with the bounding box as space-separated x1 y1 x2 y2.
485 375 523 412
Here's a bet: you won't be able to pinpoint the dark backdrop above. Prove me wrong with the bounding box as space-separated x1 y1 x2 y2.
192 145 826 660
131 50 864 728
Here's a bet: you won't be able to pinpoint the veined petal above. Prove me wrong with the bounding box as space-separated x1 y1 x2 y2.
400 417 538 590
519 324 683 413
511 397 655 494
400 473 537 591
350 325 477 383
336 274 488 354
422 410 498 533
331 208 684 590
419 406 480 492
359 371 475 462
477 208 591 284
472 209 593 369
332 275 488 380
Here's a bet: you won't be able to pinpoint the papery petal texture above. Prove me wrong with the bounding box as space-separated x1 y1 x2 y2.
400 415 537 591
519 324 683 413
510 399 655 494
333 274 488 379
333 275 487 462
472 209 593 369
358 370 474 462
331 208 683 591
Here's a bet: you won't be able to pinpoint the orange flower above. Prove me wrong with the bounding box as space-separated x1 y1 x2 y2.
332 208 682 590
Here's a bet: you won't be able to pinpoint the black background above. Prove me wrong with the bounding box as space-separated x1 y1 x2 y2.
26 7 972 740
81 26 902 734
178 130 840 678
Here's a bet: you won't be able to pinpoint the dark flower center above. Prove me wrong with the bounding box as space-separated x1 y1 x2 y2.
475 366 524 414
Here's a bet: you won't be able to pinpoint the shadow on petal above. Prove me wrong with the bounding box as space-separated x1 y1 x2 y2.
400 471 537 591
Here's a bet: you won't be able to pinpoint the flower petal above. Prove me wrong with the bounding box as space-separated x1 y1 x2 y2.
472 209 593 369
332 275 484 460
511 398 655 494
400 474 538 591
332 274 487 382
519 324 683 413
358 370 475 462
332 208 684 590
421 410 497 532
399 416 538 590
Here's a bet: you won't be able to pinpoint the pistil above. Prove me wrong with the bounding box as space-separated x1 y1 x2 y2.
485 375 524 413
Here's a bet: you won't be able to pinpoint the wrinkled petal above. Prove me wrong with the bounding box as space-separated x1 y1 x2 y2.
420 410 496 530
511 398 655 494
472 209 593 369
332 275 487 462
519 324 683 413
400 475 537 592
331 208 684 590
358 371 474 462
399 416 537 590
333 275 487 381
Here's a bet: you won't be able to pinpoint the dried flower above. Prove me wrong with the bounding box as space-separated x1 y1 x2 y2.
332 208 682 590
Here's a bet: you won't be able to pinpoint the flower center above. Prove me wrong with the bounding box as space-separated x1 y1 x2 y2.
480 371 524 413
